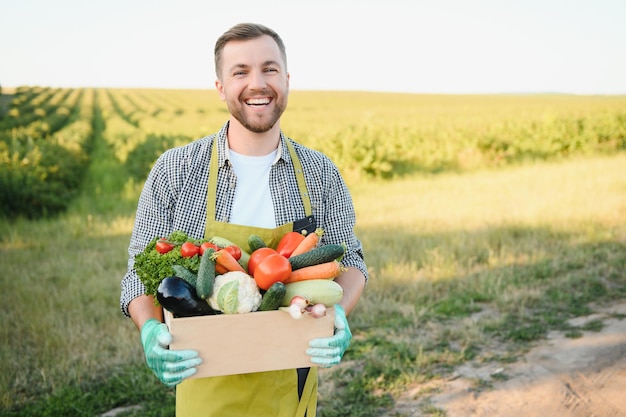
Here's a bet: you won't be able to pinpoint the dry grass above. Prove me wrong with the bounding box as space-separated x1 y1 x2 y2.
1 89 624 413
319 154 626 416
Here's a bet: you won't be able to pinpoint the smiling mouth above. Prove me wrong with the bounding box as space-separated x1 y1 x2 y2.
245 97 271 106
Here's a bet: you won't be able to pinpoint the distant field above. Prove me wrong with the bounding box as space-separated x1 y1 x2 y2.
0 88 625 416
1 87 625 218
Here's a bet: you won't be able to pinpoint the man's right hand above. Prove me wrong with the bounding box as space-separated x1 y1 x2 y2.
140 318 202 387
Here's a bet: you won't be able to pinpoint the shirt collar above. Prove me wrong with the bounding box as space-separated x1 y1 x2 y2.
216 121 290 167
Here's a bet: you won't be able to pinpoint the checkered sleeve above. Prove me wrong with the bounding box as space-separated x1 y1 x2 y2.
119 151 178 317
119 133 217 317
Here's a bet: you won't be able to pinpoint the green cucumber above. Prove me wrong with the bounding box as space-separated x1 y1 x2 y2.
248 234 267 252
288 244 346 271
171 265 198 288
258 281 287 311
196 247 216 299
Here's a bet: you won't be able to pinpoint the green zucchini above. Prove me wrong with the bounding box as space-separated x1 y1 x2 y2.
281 279 343 307
209 235 238 248
171 265 198 288
196 247 216 299
248 234 267 252
288 244 346 271
258 281 287 311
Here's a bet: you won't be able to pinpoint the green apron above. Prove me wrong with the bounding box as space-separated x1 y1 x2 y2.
175 139 318 417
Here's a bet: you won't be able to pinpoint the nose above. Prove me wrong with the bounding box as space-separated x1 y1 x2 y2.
248 69 267 90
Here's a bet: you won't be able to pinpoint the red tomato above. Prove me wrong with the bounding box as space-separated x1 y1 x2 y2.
247 247 277 276
223 245 242 261
276 231 306 258
155 238 175 254
200 241 219 255
253 253 292 290
181 241 200 258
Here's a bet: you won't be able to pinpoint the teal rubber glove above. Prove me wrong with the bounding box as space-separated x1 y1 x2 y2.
306 304 352 368
140 318 202 387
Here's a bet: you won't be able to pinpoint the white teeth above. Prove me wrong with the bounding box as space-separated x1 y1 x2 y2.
246 98 270 105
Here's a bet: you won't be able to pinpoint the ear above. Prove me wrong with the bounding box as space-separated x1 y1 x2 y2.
215 79 226 101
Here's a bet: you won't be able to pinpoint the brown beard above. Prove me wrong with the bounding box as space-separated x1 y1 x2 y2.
228 94 288 133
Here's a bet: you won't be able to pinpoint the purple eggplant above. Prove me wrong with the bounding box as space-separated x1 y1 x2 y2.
157 276 216 317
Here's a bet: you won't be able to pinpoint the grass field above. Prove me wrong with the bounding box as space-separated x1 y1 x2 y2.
0 89 625 416
1 153 625 416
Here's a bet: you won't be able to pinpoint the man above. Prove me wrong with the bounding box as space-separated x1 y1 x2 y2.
121 22 367 416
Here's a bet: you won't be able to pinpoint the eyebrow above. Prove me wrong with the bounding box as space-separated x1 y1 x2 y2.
262 60 282 68
227 60 283 73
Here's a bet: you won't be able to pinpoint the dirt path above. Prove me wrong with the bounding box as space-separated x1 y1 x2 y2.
389 302 626 417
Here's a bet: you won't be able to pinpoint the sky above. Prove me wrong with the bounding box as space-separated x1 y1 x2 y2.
1 0 625 95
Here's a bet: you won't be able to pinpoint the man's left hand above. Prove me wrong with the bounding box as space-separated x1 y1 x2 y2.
306 304 352 367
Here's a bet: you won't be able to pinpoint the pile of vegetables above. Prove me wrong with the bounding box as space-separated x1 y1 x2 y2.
134 229 346 318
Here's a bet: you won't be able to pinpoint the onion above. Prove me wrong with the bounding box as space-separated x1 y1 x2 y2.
288 303 304 320
306 303 327 318
290 295 310 310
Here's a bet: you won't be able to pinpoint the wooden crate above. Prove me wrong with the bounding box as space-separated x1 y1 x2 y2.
164 307 335 378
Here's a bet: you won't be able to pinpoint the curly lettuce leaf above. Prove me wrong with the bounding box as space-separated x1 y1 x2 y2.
133 232 202 299
167 230 191 245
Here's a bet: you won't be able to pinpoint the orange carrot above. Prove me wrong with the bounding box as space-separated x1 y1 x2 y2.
290 228 324 257
215 263 228 275
285 260 343 284
212 249 246 273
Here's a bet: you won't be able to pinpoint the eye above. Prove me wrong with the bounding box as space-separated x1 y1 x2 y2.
264 67 279 73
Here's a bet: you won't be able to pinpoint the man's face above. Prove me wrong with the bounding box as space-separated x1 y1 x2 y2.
216 35 289 134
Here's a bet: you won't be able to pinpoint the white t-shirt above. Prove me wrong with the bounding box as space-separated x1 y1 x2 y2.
228 149 277 228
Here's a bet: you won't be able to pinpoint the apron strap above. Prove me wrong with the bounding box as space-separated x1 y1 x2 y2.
206 139 220 223
206 137 312 227
285 139 312 217
295 368 317 417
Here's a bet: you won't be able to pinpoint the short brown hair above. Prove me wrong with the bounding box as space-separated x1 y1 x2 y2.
214 23 287 80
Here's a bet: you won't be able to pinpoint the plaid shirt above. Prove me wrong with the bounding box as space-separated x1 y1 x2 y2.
120 122 367 317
